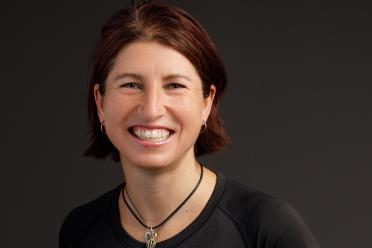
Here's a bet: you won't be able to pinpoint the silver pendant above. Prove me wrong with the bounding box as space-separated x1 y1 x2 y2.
145 228 157 248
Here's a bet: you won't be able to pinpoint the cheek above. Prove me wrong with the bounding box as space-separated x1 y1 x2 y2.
168 95 204 123
103 93 132 121
171 93 198 105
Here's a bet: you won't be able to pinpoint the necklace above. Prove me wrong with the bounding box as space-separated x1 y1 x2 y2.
122 165 204 248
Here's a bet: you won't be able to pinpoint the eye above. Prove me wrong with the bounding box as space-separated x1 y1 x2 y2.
120 82 142 89
166 83 186 89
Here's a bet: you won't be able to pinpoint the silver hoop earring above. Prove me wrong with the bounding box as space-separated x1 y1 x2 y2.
200 120 207 133
100 121 106 135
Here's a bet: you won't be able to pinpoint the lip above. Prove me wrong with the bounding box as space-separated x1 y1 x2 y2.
129 125 174 132
128 125 175 148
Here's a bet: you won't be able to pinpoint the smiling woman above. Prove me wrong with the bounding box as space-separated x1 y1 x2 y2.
84 1 229 163
59 1 319 248
93 41 216 169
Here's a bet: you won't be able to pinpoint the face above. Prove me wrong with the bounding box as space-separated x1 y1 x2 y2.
94 41 215 169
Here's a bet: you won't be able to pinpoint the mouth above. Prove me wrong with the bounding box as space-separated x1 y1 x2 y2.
128 126 175 142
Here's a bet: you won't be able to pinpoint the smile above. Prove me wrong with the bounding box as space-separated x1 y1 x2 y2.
129 126 174 142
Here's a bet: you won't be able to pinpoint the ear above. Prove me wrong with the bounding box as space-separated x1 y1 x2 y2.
202 84 216 121
93 84 105 123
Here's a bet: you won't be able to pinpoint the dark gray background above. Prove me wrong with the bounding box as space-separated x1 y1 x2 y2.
1 0 371 247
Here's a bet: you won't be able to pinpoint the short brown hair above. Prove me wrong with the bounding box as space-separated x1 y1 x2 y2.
84 1 230 162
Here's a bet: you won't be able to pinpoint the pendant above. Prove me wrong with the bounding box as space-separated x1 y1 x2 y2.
145 227 157 248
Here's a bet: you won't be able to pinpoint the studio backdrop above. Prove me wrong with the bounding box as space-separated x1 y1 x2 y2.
1 0 371 247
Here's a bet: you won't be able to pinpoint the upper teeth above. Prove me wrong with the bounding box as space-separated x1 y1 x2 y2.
132 128 171 141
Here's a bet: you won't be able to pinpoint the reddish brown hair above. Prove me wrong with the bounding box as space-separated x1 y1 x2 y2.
84 1 230 161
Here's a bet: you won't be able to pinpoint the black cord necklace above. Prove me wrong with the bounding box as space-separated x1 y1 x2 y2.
122 165 204 248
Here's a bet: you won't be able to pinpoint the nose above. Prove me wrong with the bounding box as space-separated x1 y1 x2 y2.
138 85 165 120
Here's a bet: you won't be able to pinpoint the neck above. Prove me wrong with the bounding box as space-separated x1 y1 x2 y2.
120 151 201 227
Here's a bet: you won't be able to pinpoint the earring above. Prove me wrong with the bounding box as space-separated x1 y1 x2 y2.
100 121 106 135
200 120 207 133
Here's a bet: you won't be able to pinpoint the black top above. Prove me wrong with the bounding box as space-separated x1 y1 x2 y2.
59 172 319 248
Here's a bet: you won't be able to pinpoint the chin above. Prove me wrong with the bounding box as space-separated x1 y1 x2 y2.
120 152 177 170
118 145 195 171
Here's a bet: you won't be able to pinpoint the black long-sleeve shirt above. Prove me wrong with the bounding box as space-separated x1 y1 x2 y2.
59 172 319 248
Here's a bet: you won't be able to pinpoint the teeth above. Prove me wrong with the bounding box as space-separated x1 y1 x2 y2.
132 128 171 141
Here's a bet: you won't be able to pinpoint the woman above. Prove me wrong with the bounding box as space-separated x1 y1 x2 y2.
59 1 319 248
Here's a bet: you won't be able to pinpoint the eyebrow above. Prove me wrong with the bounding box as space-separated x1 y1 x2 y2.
112 72 192 83
163 73 192 82
113 73 144 82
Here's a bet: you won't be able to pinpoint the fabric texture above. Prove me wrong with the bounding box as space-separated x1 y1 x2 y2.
59 172 319 248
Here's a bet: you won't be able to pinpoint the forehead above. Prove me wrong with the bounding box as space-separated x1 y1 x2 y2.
108 41 200 81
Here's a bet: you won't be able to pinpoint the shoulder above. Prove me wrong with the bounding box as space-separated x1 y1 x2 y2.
217 175 319 248
218 176 291 231
59 184 122 248
219 176 292 222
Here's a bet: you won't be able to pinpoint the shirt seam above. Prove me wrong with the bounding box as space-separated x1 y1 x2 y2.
216 205 250 248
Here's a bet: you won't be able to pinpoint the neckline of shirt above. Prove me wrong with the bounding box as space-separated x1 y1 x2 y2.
109 171 226 248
